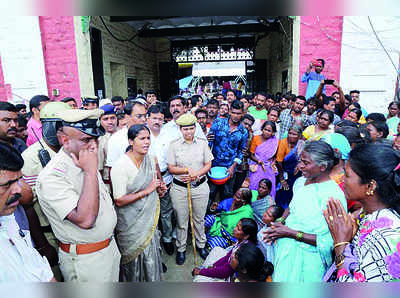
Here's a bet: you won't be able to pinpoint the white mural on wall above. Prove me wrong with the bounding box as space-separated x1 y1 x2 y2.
0 16 48 105
340 16 400 114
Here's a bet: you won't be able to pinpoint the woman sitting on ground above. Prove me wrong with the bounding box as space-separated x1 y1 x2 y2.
205 188 254 249
250 179 275 226
323 144 400 282
192 218 258 282
230 243 274 282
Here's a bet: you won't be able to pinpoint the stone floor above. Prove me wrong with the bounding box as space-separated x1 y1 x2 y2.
162 240 201 282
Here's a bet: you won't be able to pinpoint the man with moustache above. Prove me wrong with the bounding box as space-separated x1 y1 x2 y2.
36 108 120 281
0 102 27 153
106 100 147 167
0 102 31 245
155 96 205 255
226 89 236 107
147 105 164 157
208 100 248 204
205 99 219 129
0 143 55 281
195 108 209 135
279 95 310 139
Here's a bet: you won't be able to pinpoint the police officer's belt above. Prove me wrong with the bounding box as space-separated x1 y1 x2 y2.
173 177 206 188
59 238 111 255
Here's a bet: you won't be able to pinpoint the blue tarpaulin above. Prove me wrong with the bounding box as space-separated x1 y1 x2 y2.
179 75 193 90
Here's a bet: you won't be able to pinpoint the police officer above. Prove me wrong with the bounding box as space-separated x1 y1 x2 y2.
82 97 99 110
167 114 213 265
98 104 118 189
36 108 120 282
21 101 72 280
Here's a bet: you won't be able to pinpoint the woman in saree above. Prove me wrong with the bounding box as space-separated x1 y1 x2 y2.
110 124 165 282
275 125 304 209
192 218 258 282
265 141 347 282
323 144 400 282
302 109 334 141
205 188 254 250
248 121 279 198
250 179 275 227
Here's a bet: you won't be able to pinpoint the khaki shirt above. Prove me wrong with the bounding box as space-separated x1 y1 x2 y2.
21 139 57 227
98 132 112 172
36 148 117 244
167 137 213 182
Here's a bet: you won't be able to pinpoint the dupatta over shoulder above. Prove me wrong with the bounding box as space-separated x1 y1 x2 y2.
248 135 279 197
115 154 160 264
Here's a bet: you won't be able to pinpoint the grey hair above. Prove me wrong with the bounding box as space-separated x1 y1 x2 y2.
302 140 339 172
289 125 303 136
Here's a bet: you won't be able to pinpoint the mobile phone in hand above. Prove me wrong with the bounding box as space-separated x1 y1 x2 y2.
324 79 334 85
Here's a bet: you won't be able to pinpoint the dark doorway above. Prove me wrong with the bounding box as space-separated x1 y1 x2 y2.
127 77 137 98
246 59 267 93
90 27 106 98
159 62 179 102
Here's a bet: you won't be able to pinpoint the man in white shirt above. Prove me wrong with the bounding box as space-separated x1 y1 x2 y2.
0 143 54 282
106 100 147 167
147 105 164 158
155 96 205 255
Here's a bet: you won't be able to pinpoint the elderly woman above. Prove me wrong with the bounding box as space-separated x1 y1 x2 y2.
111 124 164 282
303 109 334 141
323 144 400 282
265 140 347 282
275 125 304 209
167 113 213 265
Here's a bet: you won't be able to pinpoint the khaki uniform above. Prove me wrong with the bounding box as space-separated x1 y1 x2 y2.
21 140 57 247
167 137 213 252
21 139 62 280
36 149 121 282
98 132 112 172
98 132 113 192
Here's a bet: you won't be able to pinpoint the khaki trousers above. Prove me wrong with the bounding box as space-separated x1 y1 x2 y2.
59 238 121 282
170 181 209 252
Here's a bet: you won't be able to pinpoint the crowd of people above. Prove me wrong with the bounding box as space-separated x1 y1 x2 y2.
1 58 400 283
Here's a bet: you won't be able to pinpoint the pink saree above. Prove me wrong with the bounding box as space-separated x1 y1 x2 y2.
248 136 279 198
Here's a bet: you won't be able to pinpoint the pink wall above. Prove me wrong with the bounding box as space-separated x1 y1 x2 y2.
39 16 81 105
298 16 344 97
0 56 12 102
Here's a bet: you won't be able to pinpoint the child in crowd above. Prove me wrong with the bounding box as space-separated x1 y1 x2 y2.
257 205 284 265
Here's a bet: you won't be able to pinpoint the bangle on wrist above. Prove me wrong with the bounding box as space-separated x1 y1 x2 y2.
185 167 189 174
335 259 345 269
295 231 304 241
334 241 349 249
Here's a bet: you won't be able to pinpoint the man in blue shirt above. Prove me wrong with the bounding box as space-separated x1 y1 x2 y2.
301 58 326 100
208 100 248 206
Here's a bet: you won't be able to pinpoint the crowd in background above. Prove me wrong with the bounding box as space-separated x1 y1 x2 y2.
0 58 400 283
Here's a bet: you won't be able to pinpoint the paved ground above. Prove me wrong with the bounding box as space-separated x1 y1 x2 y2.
162 240 201 282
